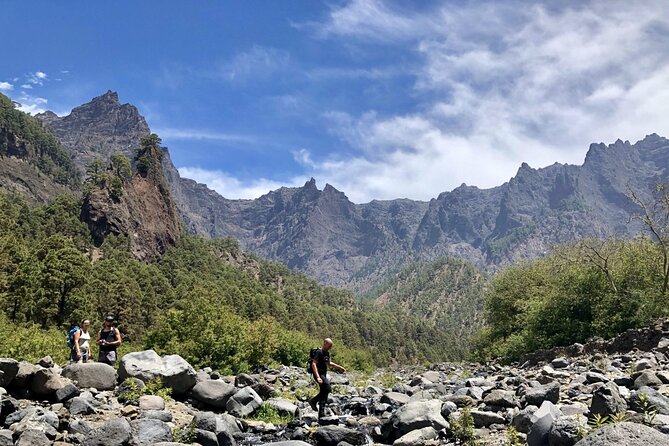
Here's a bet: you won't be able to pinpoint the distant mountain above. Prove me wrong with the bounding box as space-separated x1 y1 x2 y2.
35 92 669 291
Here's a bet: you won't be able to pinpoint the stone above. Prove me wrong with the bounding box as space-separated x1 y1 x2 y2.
266 398 299 416
37 356 54 368
574 422 669 445
471 409 506 427
382 399 449 441
549 415 586 446
69 419 92 436
226 386 262 417
66 396 96 416
657 337 669 353
131 419 173 445
525 382 560 406
527 401 562 446
251 382 276 400
441 401 458 419
634 372 662 389
235 373 258 387
194 429 218 446
552 358 570 369
193 411 217 432
141 410 173 422
381 392 411 405
392 426 438 446
631 387 669 415
484 389 518 408
55 383 80 402
61 362 117 390
0 359 19 387
11 362 38 389
31 368 65 396
7 407 59 439
513 405 538 434
636 358 658 372
16 429 50 446
84 418 132 446
139 394 165 410
191 380 237 409
585 372 608 384
314 425 366 446
118 350 196 396
0 430 11 446
259 442 312 446
216 413 242 436
590 382 627 417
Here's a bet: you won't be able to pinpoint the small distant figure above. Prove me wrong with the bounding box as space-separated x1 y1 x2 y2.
97 315 121 366
71 319 91 363
309 337 346 420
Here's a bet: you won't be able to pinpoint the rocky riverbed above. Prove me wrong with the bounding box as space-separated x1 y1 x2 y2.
4 324 669 445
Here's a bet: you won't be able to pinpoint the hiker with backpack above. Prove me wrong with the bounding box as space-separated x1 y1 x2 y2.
68 319 91 363
97 315 121 366
308 338 346 420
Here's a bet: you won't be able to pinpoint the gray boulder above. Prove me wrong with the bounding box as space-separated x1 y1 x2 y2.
234 373 258 387
314 425 366 446
226 387 262 417
528 401 562 446
381 392 411 405
0 430 12 446
0 359 19 387
525 382 560 406
549 415 586 446
55 383 80 402
16 429 50 446
131 419 173 445
266 398 299 416
471 410 506 427
631 387 669 415
139 395 166 410
31 368 64 396
393 426 438 446
62 362 117 390
118 350 196 396
84 418 133 446
634 372 662 389
382 399 449 441
11 362 38 389
192 380 237 409
590 382 627 417
574 422 669 445
66 396 96 416
513 405 538 434
484 389 518 408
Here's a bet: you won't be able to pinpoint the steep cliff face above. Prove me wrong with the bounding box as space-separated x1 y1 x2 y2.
80 146 181 261
38 92 669 291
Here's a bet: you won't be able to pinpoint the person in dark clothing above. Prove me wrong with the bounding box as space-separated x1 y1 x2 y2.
97 315 122 366
309 338 346 419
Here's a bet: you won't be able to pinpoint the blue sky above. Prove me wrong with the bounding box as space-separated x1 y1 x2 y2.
3 1 669 202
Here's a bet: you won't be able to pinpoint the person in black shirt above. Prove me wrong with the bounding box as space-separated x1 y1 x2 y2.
97 315 122 366
309 338 346 419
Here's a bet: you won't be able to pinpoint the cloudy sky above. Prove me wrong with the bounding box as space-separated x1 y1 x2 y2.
3 0 669 203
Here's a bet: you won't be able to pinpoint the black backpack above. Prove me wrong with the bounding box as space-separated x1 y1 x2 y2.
306 347 320 374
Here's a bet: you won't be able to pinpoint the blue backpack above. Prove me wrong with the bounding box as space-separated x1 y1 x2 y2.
66 326 80 349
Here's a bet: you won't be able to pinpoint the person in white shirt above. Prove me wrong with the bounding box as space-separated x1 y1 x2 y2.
72 319 91 363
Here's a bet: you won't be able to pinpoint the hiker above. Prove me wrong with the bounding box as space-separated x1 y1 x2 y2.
71 319 91 363
309 338 346 419
97 315 121 366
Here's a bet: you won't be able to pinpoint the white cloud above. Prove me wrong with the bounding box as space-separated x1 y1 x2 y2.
16 94 48 114
156 128 255 143
178 167 303 199
20 84 32 90
26 71 48 86
217 46 290 82
286 0 669 202
0 82 13 92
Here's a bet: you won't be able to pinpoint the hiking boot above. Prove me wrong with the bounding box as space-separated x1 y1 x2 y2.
309 398 318 412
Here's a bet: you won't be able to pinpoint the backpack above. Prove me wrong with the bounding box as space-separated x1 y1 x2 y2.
66 326 80 349
306 347 320 374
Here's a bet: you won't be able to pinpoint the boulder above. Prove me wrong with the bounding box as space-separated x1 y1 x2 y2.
118 350 196 396
139 395 166 411
192 380 237 409
381 392 411 405
590 382 627 417
141 410 173 422
37 356 54 368
513 405 538 434
525 382 560 406
528 401 562 446
314 425 366 446
55 383 80 402
549 415 586 446
552 358 570 369
16 429 50 446
131 419 173 445
382 399 449 441
0 359 19 387
62 362 117 390
11 362 38 389
84 418 132 446
266 398 299 416
471 409 506 427
574 422 669 445
634 372 662 389
66 396 96 416
631 387 669 415
393 426 438 446
0 430 12 446
226 387 262 417
484 389 518 408
6 407 58 439
234 373 258 387
31 368 65 396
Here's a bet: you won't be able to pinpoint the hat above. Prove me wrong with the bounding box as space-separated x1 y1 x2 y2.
105 315 114 322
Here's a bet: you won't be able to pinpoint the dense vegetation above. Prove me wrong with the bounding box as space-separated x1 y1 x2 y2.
0 187 460 373
366 257 486 359
0 93 80 186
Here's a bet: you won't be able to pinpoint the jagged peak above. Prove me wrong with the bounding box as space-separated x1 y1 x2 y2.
303 177 318 189
95 90 120 104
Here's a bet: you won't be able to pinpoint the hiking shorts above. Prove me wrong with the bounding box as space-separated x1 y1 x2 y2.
98 350 117 366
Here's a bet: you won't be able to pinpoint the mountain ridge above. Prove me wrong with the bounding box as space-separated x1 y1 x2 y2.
33 91 669 291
